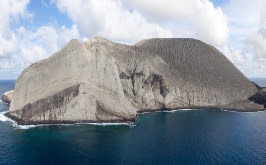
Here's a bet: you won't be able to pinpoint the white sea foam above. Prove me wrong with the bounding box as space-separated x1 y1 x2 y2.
179 109 194 111
79 122 136 127
138 112 151 114
0 99 9 105
162 109 196 113
0 111 135 129
15 124 75 130
0 111 14 123
14 122 136 129
14 124 73 130
220 109 236 112
0 111 26 129
15 125 36 129
220 108 265 113
161 110 178 113
138 109 196 114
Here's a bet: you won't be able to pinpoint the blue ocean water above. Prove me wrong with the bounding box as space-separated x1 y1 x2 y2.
0 80 15 96
250 78 266 87
0 80 265 165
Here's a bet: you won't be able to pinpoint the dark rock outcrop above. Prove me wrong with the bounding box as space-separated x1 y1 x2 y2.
248 89 266 108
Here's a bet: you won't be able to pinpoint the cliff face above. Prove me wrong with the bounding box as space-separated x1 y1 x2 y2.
7 37 262 124
9 39 136 123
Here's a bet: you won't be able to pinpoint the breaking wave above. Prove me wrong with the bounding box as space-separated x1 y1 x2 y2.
0 111 135 129
0 111 31 129
0 111 14 123
220 109 236 112
79 122 136 127
0 99 8 105
138 109 196 114
161 109 196 113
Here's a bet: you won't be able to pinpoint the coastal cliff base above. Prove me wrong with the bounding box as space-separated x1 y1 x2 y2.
5 99 265 125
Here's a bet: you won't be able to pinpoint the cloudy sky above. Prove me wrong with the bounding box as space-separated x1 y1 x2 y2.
0 0 265 79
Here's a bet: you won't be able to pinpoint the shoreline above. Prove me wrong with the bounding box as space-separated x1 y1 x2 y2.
4 112 138 126
3 106 266 126
0 99 9 105
138 105 266 113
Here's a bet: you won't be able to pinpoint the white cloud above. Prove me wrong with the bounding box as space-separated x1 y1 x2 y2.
0 0 82 79
125 0 229 46
54 0 172 44
245 29 266 61
0 0 265 79
241 29 266 77
222 45 266 78
218 0 266 77
221 46 251 75
0 0 30 33
10 24 81 68
17 24 81 60
0 0 82 77
54 0 228 46
0 0 30 57
125 0 200 21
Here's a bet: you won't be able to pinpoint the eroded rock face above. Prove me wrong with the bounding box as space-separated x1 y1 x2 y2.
2 90 13 104
7 37 261 124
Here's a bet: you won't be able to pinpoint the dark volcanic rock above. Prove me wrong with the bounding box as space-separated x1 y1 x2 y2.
248 90 266 108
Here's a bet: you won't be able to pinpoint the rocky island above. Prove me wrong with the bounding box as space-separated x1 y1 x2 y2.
3 37 266 125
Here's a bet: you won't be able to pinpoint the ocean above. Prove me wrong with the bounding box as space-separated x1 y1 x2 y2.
0 79 265 165
250 78 266 87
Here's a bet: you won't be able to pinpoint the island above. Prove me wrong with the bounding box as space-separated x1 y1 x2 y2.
2 37 266 125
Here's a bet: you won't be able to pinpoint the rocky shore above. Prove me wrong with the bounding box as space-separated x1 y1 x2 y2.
2 89 266 125
3 87 265 125
4 105 265 125
4 112 137 125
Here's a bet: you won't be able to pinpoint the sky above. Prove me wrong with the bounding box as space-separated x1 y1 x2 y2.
0 0 265 79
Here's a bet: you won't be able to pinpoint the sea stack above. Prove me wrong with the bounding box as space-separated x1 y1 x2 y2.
5 37 264 124
2 90 13 104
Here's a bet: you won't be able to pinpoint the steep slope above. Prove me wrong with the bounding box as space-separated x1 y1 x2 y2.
6 37 263 124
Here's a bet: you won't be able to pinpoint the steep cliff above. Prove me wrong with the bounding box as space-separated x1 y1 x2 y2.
6 37 263 124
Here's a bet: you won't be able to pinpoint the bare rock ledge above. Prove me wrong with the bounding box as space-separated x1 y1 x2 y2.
3 37 265 125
